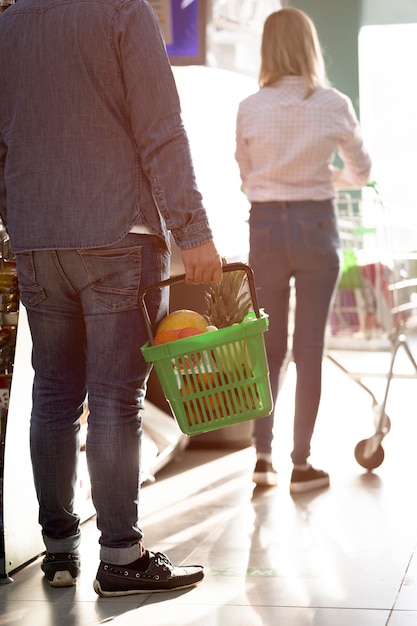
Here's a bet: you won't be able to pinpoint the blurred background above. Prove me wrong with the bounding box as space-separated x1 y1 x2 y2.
149 0 417 261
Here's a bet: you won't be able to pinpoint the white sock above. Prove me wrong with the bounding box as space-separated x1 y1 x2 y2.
293 463 311 471
257 452 273 463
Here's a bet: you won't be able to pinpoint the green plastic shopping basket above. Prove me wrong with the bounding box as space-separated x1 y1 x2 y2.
139 263 273 436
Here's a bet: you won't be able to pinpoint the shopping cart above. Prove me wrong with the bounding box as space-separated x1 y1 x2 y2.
139 263 273 436
326 187 417 469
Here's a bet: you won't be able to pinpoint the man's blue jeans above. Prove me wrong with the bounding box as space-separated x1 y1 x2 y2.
15 234 169 565
249 200 341 465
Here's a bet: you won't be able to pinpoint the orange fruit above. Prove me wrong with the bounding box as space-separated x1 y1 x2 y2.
156 309 208 335
153 326 205 346
178 327 204 339
153 329 181 345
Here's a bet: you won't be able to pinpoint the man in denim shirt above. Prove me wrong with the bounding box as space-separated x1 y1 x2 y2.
0 0 222 596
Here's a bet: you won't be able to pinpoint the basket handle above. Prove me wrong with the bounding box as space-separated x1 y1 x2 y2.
139 262 260 344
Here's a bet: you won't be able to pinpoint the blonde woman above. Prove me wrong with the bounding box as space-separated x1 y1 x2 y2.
236 8 372 492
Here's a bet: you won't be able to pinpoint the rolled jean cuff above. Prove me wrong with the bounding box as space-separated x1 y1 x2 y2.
43 530 81 554
100 542 143 566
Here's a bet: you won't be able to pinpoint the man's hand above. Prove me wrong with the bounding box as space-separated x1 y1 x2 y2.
181 240 223 285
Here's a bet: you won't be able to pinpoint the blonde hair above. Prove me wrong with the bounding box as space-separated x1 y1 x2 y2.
259 8 327 96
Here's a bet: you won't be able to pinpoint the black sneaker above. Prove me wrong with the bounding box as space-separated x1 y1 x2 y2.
93 551 204 597
41 552 80 587
253 459 278 487
290 466 330 493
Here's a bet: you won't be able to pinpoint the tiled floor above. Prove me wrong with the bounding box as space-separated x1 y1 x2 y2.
1 349 417 625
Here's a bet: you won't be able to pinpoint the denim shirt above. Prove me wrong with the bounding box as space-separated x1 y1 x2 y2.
0 0 213 252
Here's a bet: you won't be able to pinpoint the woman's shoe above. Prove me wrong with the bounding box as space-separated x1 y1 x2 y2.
290 466 329 493
253 459 278 487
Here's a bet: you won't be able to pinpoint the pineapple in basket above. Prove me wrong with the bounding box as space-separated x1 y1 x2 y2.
206 270 259 409
205 264 252 329
205 265 259 409
179 264 260 423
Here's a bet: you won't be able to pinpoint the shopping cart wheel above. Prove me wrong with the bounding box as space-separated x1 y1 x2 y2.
354 439 385 470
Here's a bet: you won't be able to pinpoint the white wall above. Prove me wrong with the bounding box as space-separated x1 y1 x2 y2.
359 23 417 252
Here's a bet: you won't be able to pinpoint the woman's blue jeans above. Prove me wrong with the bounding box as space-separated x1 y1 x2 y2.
249 201 341 465
15 234 170 565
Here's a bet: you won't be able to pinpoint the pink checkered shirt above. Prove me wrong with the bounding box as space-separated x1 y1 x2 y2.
235 76 372 202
